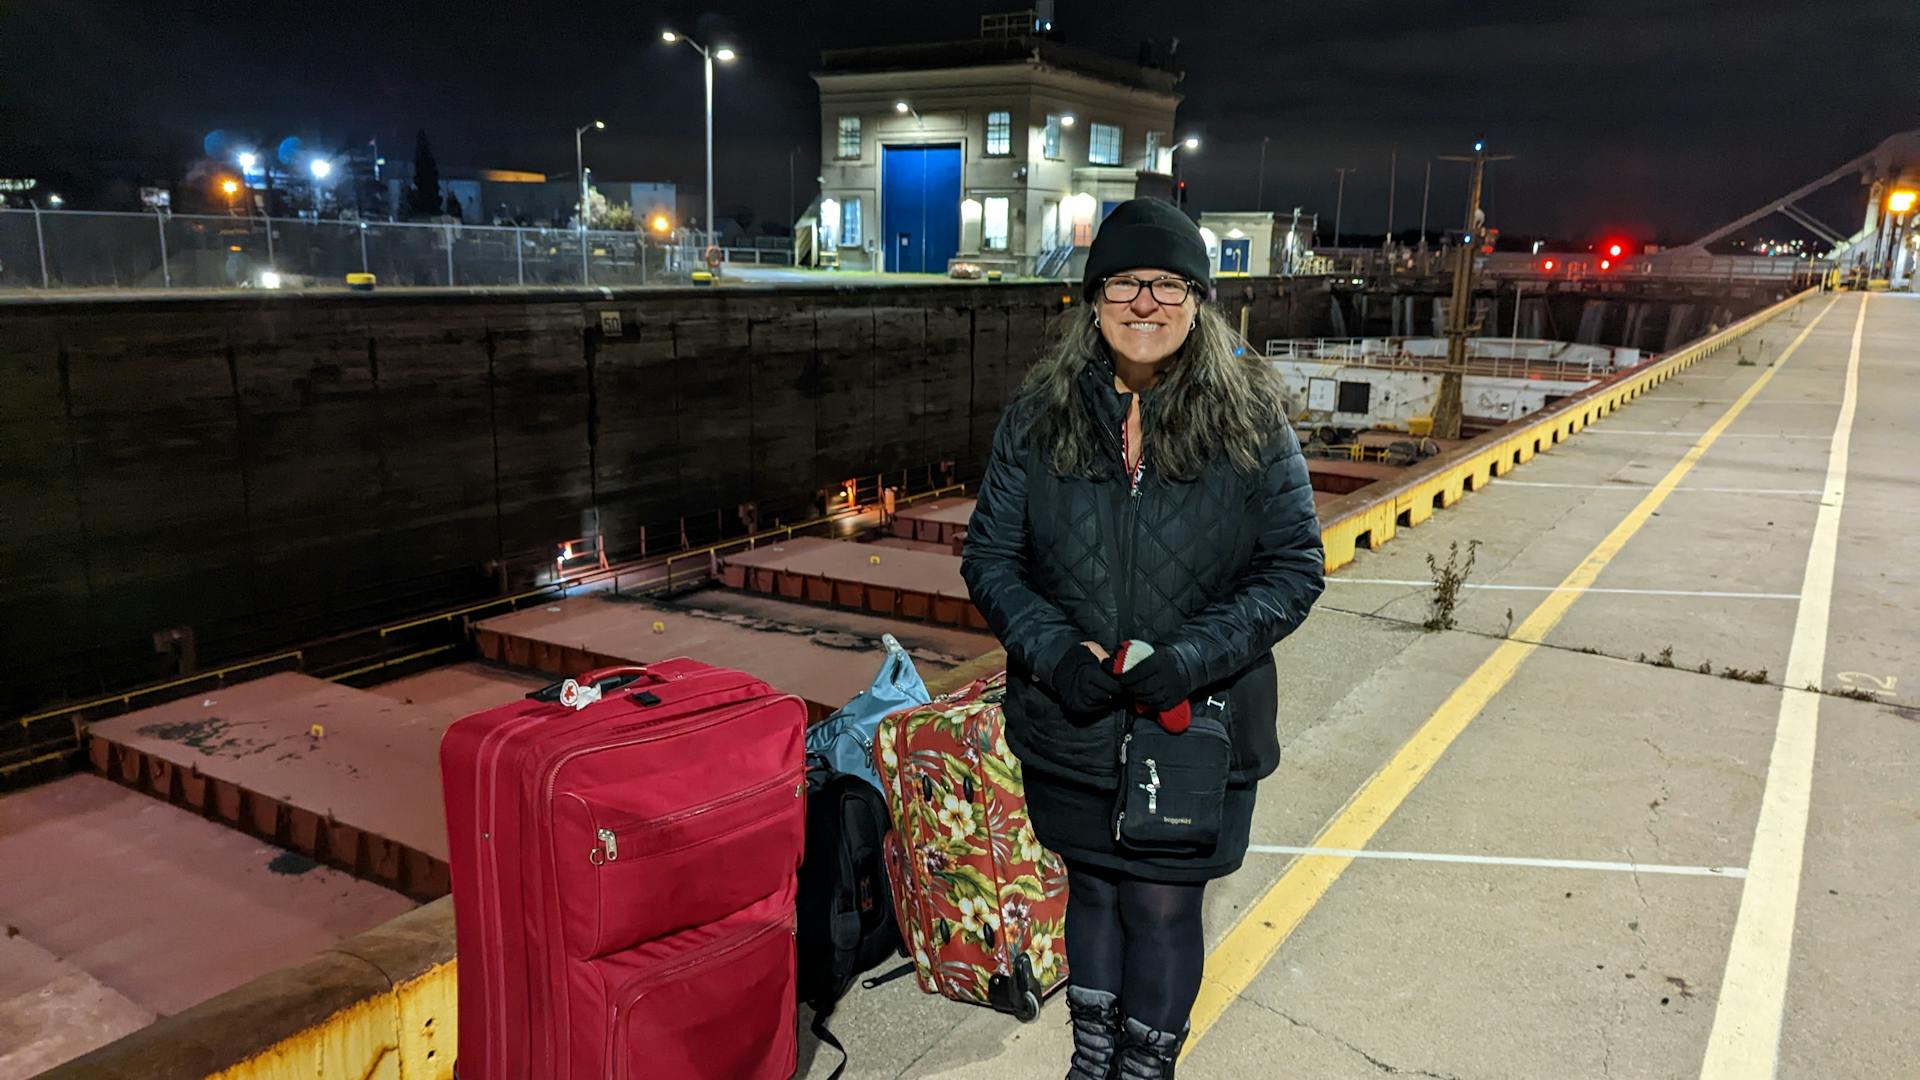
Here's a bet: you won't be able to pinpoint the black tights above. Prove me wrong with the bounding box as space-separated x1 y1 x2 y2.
1063 861 1206 1031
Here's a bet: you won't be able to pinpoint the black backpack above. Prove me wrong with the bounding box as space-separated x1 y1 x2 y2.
796 757 913 1079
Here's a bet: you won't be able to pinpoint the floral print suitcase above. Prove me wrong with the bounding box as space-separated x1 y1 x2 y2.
873 670 1070 1020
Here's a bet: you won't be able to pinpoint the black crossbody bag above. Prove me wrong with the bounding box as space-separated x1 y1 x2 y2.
1111 693 1232 854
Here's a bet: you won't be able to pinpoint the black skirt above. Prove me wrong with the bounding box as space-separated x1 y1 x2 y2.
1025 772 1258 883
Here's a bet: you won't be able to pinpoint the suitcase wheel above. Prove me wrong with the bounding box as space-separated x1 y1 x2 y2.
988 953 1045 1023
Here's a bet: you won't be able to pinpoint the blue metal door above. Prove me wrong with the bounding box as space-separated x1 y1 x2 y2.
883 144 961 273
1221 238 1251 273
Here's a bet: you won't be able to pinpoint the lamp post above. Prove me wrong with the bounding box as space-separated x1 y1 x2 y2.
574 119 605 285
222 177 241 217
309 158 332 215
1256 135 1270 212
1170 135 1200 211
663 30 736 258
1333 166 1355 248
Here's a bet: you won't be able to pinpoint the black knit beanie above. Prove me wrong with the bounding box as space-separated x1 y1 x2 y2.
1081 198 1211 303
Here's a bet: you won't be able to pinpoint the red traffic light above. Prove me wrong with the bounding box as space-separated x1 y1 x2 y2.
1542 258 1557 271
1607 243 1624 258
1600 258 1613 271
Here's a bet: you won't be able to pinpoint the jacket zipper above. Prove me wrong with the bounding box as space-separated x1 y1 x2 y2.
1113 392 1148 834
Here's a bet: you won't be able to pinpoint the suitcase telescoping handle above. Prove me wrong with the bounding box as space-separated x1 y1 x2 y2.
525 665 658 709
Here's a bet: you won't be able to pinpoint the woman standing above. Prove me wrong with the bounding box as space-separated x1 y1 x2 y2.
961 199 1325 1079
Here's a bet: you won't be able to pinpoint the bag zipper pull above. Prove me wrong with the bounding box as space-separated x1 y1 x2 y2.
593 827 619 865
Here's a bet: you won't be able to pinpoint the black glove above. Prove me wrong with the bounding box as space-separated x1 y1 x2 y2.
1052 645 1123 714
1116 645 1189 712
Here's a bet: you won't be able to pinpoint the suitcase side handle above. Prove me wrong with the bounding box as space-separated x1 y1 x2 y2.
525 665 656 705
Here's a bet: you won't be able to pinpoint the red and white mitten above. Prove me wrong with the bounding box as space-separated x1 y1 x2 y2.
1111 639 1191 733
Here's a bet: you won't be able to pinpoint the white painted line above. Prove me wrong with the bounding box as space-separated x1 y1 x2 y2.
1494 480 1825 496
1699 296 1867 1079
1245 845 1747 879
1649 399 1842 405
1326 578 1802 600
1587 429 1832 440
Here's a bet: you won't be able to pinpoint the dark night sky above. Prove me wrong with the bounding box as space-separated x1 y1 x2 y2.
3 0 1914 242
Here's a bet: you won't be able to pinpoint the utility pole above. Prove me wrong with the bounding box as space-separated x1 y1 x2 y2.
1431 139 1513 439
1385 148 1397 248
1418 160 1432 261
1333 166 1356 247
1256 136 1270 212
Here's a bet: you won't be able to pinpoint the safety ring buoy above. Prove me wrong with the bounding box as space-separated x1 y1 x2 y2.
704 246 723 269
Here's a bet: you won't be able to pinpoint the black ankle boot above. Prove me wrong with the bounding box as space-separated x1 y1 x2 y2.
1114 1016 1187 1080
1064 986 1123 1080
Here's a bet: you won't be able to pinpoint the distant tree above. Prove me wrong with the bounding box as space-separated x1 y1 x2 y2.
409 129 442 219
583 187 637 230
599 203 636 231
444 190 464 220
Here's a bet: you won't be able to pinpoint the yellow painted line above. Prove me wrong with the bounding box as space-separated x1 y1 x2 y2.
1699 294 1868 1078
1184 293 1845 1059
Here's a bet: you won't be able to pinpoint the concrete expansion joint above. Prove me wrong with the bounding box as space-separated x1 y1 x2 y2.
326 944 400 992
1251 997 1468 1080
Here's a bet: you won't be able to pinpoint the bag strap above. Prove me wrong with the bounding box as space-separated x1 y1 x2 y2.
860 960 915 990
810 962 913 1080
810 1002 851 1080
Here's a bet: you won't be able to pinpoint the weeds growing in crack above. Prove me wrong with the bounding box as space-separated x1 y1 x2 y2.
1831 686 1878 701
1636 645 1676 668
1423 539 1480 632
1720 667 1768 684
1697 660 1715 675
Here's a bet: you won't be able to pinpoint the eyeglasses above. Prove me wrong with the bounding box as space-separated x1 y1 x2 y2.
1101 275 1197 306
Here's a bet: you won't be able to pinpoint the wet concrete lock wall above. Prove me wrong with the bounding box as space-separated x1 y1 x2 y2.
0 285 1057 714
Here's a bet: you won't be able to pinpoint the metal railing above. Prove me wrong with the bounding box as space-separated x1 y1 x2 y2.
1482 252 1835 285
1264 336 1619 381
0 207 799 291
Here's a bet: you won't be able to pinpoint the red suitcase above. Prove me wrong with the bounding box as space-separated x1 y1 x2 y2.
441 660 808 1080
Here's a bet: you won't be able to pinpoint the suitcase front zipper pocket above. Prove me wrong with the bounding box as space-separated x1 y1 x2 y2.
607 902 797 1080
558 773 805 958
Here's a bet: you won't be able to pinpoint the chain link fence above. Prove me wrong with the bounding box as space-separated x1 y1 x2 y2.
0 208 794 291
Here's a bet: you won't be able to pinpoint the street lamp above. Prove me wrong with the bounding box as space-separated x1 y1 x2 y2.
237 151 258 173
575 119 606 283
47 193 64 208
307 159 333 215
1170 136 1201 210
663 29 738 257
222 177 241 216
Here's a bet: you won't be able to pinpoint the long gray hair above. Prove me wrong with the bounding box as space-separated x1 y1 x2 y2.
1018 301 1287 480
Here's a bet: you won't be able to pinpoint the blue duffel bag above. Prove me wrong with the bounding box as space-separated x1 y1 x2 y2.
806 633 929 795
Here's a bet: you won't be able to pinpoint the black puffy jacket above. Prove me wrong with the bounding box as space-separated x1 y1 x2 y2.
960 359 1325 788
